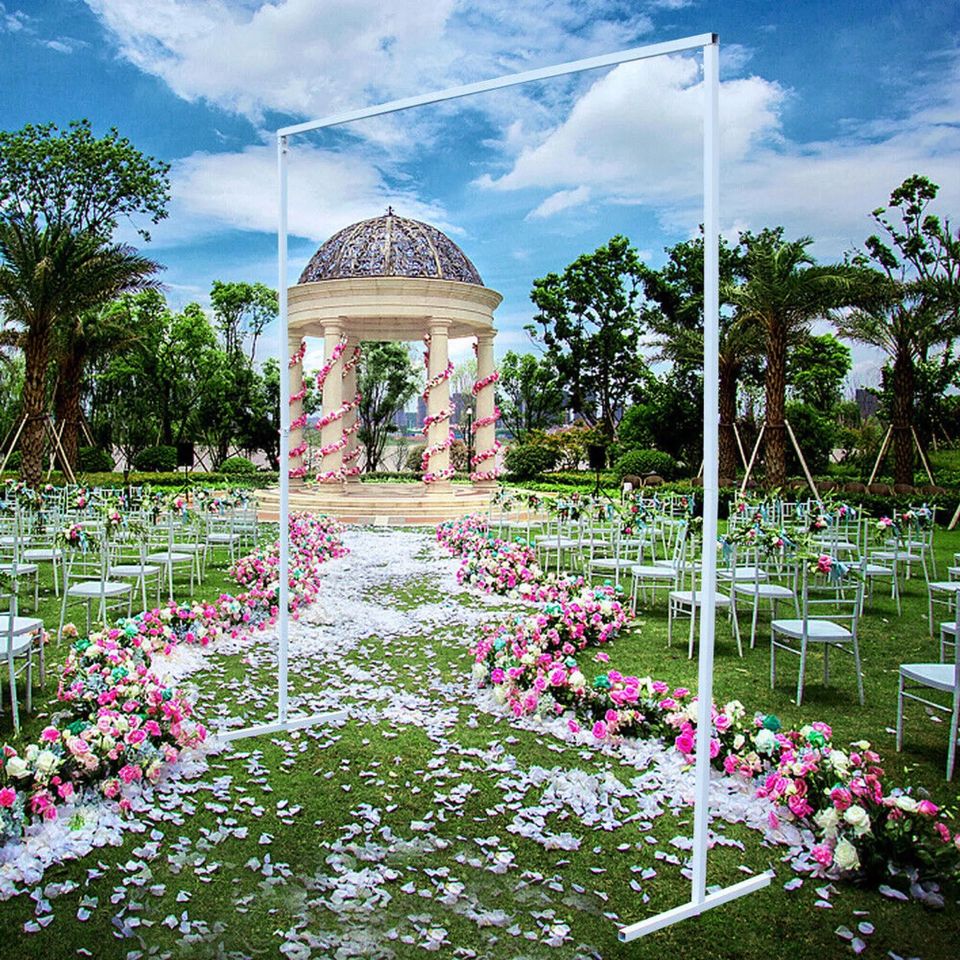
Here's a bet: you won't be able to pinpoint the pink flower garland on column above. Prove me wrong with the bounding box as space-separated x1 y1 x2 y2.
421 335 455 484
470 366 501 482
288 338 308 479
340 344 363 477
314 336 348 483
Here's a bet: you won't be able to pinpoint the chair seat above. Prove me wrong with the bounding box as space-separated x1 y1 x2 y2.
863 562 895 577
0 562 38 576
147 551 192 564
0 615 44 653
171 542 201 554
536 537 578 549
733 582 794 600
589 557 633 570
67 581 131 599
771 618 852 642
900 662 958 691
21 547 64 562
929 581 960 594
206 533 238 544
110 563 162 577
670 589 732 608
631 564 679 580
718 566 767 582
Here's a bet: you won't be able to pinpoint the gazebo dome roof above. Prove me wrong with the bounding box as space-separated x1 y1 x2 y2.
298 208 483 286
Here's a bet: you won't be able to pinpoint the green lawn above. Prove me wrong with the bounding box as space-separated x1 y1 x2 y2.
1 522 958 960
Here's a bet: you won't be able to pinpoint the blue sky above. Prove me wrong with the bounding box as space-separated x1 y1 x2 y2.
1 0 958 385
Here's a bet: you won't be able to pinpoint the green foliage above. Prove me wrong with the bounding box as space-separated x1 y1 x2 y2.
527 235 647 438
0 119 170 242
616 370 702 465
788 333 851 412
526 423 599 471
504 443 559 480
209 280 277 362
77 446 114 472
612 448 680 482
784 401 836 475
405 440 469 473
220 455 258 476
133 445 177 471
496 350 564 441
358 341 419 472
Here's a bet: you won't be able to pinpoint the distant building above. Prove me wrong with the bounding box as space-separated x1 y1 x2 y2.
855 387 879 420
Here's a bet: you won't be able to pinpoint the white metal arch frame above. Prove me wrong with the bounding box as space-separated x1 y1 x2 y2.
251 30 771 940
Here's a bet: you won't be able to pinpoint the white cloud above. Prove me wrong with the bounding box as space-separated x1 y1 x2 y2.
0 3 29 33
477 46 960 264
83 0 652 131
479 55 784 204
526 185 591 220
148 142 451 248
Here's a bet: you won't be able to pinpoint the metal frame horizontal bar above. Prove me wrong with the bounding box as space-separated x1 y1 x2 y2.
618 872 773 942
279 34 716 136
215 709 349 744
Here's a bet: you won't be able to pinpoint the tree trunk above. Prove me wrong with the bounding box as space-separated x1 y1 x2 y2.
892 348 915 487
763 321 788 488
19 330 51 488
54 352 84 472
718 364 738 482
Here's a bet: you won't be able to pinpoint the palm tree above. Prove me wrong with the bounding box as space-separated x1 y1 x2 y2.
52 298 148 471
726 229 861 488
0 219 160 486
836 175 960 486
641 236 761 481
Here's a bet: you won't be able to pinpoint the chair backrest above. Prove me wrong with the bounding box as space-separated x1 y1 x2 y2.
64 534 108 582
801 557 865 635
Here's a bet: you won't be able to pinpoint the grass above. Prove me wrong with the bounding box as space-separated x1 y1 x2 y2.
1 523 958 959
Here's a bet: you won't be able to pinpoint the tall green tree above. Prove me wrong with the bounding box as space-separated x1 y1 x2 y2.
0 120 169 484
496 350 564 442
357 342 419 472
209 280 278 362
727 229 862 488
0 222 159 485
836 175 960 485
527 236 645 439
787 333 852 412
0 119 170 240
640 235 759 480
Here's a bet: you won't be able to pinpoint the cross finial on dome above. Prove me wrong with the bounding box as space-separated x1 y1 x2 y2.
386 205 394 216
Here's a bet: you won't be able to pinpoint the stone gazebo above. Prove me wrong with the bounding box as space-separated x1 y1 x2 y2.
281 209 502 523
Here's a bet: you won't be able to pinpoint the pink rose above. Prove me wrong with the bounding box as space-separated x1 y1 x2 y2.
0 787 15 808
812 844 833 867
917 799 939 817
592 720 608 740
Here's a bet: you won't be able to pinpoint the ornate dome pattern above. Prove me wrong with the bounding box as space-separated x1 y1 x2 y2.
298 209 483 286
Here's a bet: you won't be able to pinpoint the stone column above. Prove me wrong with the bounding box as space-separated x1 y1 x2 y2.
341 340 361 484
288 336 306 486
318 320 345 482
473 331 498 489
425 319 452 488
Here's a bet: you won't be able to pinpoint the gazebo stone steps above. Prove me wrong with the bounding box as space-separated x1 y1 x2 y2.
255 483 494 525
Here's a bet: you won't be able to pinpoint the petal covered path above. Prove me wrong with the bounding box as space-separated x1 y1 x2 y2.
1 527 956 959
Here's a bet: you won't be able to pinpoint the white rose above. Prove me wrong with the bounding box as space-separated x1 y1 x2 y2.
25 744 39 763
733 734 745 751
724 700 745 720
35 750 60 777
6 756 30 779
754 729 776 754
814 806 839 839
843 804 872 836
895 795 918 814
521 653 536 666
471 662 488 683
828 750 850 774
834 837 861 872
568 671 586 690
493 686 507 705
86 644 102 658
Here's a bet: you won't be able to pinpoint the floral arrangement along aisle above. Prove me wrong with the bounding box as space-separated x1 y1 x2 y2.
0 513 346 846
439 512 960 890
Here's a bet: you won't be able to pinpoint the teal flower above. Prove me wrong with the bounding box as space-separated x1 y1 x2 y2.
762 714 781 732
